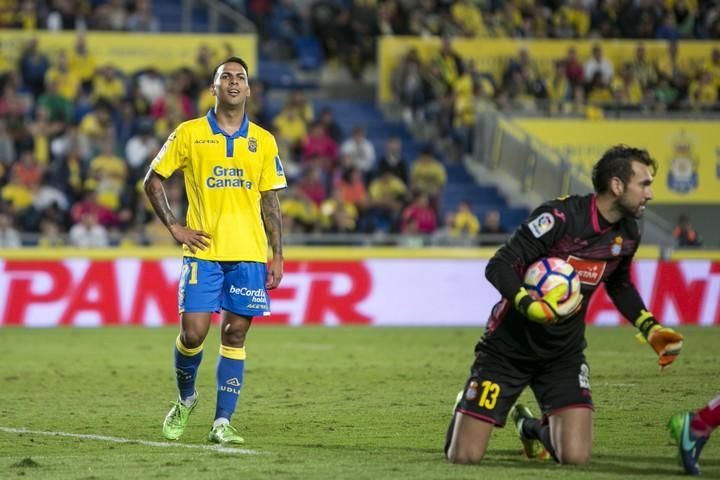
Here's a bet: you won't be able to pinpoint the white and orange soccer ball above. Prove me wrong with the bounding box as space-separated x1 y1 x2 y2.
523 257 582 317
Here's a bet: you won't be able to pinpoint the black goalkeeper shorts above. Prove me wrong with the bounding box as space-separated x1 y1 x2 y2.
455 348 593 427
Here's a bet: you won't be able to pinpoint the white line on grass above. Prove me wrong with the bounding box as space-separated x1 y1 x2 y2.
0 427 261 455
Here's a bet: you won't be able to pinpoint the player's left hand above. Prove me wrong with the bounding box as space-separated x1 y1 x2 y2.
266 256 283 290
646 325 684 369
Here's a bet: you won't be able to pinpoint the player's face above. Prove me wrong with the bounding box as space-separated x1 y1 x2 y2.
212 62 250 108
617 160 654 219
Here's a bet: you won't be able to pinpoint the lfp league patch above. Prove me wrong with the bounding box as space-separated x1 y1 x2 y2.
528 212 555 238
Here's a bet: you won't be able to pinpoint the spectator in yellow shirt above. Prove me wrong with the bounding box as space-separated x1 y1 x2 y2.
88 139 128 212
79 101 116 156
554 0 590 38
367 171 407 232
630 44 658 93
656 40 690 93
433 36 465 90
546 60 571 113
2 169 34 212
688 71 718 108
92 65 126 106
410 147 447 200
450 0 488 37
611 63 644 106
320 189 358 233
45 51 81 102
702 48 720 89
280 185 320 233
273 106 308 156
69 35 96 88
449 200 480 237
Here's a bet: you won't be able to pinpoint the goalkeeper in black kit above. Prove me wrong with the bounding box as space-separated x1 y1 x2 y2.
445 145 684 465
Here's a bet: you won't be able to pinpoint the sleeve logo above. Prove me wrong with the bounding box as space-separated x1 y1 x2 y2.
528 212 554 238
275 155 285 176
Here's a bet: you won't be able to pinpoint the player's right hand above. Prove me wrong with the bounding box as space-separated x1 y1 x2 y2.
169 224 211 253
515 285 569 325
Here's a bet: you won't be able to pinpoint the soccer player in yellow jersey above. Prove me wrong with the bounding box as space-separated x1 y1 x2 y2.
144 56 286 445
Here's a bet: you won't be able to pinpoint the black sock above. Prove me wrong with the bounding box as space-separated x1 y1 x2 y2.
444 412 456 457
522 417 559 462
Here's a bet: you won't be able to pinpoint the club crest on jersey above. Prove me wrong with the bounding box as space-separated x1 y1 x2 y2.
611 236 623 256
465 380 479 401
248 137 257 152
528 212 554 238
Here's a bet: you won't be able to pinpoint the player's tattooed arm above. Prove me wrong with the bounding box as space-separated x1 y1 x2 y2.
143 170 178 229
261 190 284 289
261 190 283 258
143 170 210 252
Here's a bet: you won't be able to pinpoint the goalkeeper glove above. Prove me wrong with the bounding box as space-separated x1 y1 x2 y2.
514 284 579 325
634 310 684 369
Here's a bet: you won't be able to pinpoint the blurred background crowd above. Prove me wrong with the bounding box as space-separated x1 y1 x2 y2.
0 0 717 248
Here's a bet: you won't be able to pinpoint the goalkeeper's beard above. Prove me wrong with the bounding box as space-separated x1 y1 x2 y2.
616 196 646 220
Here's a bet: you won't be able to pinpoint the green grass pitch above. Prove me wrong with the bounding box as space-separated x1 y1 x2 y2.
1 326 718 479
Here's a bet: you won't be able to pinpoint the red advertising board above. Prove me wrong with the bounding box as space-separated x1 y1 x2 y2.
0 259 717 327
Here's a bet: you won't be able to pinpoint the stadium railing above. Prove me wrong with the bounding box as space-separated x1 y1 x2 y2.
471 106 676 248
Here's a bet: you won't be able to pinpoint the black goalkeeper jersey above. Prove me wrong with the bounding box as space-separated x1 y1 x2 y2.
479 194 649 361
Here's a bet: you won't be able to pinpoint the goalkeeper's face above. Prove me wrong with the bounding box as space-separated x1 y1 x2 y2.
212 62 250 109
617 160 654 219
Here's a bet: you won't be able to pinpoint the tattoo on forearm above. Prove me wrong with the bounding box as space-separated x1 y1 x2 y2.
261 191 283 256
144 172 178 229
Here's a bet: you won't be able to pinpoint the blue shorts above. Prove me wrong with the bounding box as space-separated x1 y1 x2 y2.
178 257 270 317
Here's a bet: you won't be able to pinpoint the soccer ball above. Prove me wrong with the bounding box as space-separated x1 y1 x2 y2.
523 257 581 317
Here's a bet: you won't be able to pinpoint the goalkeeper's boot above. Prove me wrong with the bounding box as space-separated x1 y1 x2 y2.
509 403 550 460
162 393 198 440
208 421 245 445
668 412 708 476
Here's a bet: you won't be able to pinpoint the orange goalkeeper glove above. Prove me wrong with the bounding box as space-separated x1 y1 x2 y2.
515 285 570 325
634 310 684 369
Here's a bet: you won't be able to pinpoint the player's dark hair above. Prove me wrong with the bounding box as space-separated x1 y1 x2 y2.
591 145 657 193
212 56 249 82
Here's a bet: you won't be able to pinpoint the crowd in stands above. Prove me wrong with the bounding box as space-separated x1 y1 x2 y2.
1 0 717 248
391 36 720 158
0 29 501 248
245 0 720 79
0 0 160 32
4 1 719 78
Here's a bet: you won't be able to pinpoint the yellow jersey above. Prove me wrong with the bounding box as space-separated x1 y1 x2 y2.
151 109 287 262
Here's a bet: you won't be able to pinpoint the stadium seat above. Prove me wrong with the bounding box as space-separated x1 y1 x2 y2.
294 35 324 71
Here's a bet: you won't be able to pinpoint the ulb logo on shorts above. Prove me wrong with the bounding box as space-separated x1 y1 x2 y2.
248 137 257 152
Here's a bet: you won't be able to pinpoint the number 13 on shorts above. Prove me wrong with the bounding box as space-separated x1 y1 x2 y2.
467 379 501 409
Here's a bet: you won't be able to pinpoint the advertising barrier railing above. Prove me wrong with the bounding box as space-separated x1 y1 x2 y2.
1 248 718 327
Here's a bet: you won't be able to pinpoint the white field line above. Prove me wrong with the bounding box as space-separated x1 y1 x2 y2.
0 427 261 455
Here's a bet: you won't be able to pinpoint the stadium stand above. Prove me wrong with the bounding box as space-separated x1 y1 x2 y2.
0 0 718 248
